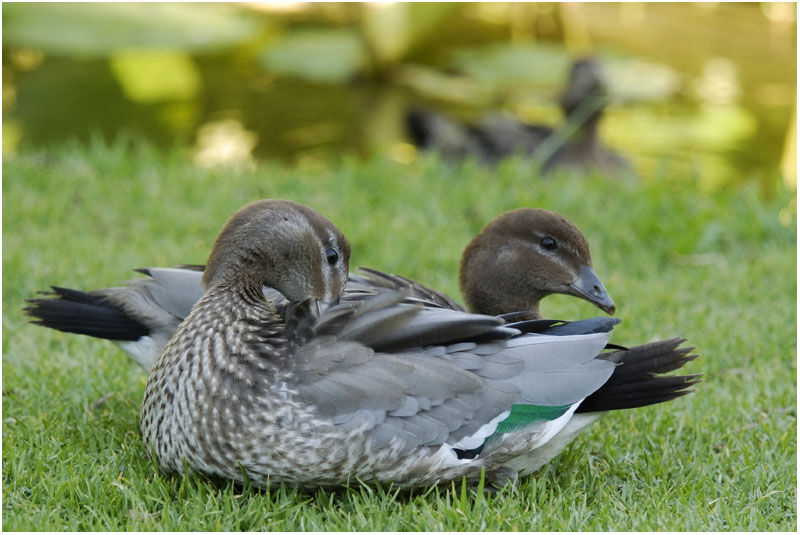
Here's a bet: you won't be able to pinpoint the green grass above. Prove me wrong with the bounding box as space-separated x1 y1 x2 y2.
3 137 796 530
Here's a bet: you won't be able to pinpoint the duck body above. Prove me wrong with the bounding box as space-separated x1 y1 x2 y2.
28 201 698 486
141 277 619 487
406 57 631 176
405 109 553 166
136 199 696 488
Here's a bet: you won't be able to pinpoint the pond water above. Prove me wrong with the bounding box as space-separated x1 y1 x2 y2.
2 2 796 193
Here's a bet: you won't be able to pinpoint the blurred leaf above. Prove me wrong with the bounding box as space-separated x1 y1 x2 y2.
109 50 200 102
260 28 367 83
2 3 259 56
361 2 459 64
449 42 570 87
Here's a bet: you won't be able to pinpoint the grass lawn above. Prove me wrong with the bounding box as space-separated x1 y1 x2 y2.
2 138 796 530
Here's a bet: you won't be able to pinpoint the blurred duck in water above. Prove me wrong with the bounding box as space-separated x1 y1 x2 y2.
406 57 632 176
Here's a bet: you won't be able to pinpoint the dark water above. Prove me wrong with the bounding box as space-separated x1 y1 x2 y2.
2 2 796 192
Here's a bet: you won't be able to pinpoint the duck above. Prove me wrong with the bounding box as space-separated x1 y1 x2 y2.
26 208 615 370
28 201 698 487
138 198 697 488
406 57 631 175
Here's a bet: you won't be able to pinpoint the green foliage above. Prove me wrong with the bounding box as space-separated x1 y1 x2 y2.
2 139 796 530
260 28 368 84
449 41 569 86
2 3 259 56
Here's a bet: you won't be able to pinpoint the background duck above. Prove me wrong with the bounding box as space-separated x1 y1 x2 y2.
26 207 615 370
140 198 697 488
406 57 631 176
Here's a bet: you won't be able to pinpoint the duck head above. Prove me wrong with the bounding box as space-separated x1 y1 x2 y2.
459 208 615 319
202 199 351 306
559 57 608 122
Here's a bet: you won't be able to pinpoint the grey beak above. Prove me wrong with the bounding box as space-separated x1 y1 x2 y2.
568 264 616 315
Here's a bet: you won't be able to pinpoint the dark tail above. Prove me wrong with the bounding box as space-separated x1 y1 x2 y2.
576 338 700 413
24 287 148 342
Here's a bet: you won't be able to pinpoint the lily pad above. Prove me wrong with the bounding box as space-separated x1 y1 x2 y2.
448 42 570 87
260 28 368 84
109 50 201 102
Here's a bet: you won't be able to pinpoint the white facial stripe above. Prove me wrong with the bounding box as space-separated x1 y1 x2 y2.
545 249 571 273
534 231 580 267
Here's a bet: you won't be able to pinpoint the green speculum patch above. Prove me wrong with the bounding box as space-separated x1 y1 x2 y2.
494 403 573 435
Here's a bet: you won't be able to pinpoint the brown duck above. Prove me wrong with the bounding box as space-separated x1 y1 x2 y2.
27 202 697 486
137 199 694 487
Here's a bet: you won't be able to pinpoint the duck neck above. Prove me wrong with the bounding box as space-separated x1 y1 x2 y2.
200 284 291 370
566 113 601 149
203 278 271 305
465 286 543 320
561 89 605 145
200 283 286 336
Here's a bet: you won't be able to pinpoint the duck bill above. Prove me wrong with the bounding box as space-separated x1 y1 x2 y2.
568 264 616 315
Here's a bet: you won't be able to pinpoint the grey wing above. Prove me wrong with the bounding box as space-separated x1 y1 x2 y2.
346 267 465 311
293 337 517 454
311 291 517 351
132 267 204 319
291 293 616 455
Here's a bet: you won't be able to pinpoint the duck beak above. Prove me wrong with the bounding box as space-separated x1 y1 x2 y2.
568 264 615 315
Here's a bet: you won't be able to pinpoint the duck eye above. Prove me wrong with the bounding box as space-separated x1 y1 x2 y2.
325 247 339 266
541 237 557 251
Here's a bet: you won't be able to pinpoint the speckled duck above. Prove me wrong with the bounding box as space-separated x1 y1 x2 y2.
27 202 698 486
135 199 695 487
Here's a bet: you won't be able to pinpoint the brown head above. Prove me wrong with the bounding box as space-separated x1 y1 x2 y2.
202 199 351 306
459 208 615 318
559 57 608 121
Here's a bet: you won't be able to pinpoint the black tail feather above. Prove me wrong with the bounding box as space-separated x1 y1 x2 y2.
577 338 700 413
24 286 149 342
